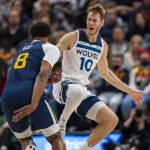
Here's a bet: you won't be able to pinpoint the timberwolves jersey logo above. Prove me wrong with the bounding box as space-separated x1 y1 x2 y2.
76 46 99 60
74 30 103 72
75 42 101 72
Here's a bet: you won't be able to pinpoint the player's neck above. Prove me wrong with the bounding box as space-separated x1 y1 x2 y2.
33 37 49 43
85 30 99 43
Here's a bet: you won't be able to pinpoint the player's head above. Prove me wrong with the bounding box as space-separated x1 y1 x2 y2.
87 4 105 35
30 22 51 41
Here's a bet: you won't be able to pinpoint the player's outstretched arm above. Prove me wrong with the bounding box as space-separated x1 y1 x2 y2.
97 41 144 107
13 61 53 122
56 31 77 53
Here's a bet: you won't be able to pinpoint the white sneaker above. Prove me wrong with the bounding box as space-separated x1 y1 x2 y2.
25 145 37 150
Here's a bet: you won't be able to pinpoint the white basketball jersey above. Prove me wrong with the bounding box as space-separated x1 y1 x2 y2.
62 30 104 86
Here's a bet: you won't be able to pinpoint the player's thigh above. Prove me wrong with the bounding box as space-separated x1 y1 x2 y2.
1 81 33 111
4 110 32 139
76 96 105 120
76 96 118 124
53 80 92 104
1 85 33 139
29 95 59 138
63 83 92 104
94 104 119 125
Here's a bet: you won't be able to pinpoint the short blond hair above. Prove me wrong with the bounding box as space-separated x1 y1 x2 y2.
87 4 105 20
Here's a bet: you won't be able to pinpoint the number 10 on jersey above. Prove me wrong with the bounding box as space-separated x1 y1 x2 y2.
80 57 93 72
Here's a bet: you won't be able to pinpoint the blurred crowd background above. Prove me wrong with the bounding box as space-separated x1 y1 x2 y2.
0 0 150 149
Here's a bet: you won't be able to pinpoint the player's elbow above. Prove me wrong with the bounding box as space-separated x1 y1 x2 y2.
38 70 49 80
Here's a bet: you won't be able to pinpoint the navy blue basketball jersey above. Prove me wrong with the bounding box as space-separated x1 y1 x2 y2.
6 40 60 84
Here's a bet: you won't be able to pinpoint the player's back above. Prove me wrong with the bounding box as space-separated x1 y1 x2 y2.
2 40 49 111
6 40 45 84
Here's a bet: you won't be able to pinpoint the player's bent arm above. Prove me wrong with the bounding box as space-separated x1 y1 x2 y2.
97 41 134 94
31 44 60 109
31 61 52 109
56 31 77 53
12 45 60 122
13 62 53 122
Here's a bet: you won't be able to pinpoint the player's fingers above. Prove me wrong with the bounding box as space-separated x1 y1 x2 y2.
138 100 142 107
135 101 138 107
13 110 27 119
137 99 143 107
134 99 140 107
14 109 21 113
15 115 24 122
140 91 144 94
13 112 26 122
14 106 26 113
140 96 144 102
13 112 22 121
12 114 20 122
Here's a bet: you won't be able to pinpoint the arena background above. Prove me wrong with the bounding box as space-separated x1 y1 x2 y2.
0 0 150 150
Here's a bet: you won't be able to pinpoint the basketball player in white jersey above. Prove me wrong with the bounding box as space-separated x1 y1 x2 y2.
53 4 144 150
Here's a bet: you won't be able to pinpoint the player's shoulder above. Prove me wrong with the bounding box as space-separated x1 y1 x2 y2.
58 31 77 49
42 42 60 54
62 31 77 40
42 42 58 50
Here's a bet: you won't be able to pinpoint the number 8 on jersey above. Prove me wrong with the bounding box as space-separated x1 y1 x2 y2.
14 52 29 69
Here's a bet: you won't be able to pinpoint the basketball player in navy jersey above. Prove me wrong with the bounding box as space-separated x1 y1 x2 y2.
1 22 66 150
52 4 144 150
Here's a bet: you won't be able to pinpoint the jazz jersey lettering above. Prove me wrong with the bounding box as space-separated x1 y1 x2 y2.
62 30 104 86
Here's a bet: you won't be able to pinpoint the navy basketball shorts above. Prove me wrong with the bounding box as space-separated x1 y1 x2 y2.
1 81 59 139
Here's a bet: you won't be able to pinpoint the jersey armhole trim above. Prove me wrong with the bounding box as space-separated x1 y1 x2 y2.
101 38 105 51
71 30 79 50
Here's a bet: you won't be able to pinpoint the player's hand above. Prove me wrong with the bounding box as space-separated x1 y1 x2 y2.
128 89 144 107
12 104 36 122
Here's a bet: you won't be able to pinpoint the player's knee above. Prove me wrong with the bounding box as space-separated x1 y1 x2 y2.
103 114 118 129
46 131 62 145
97 108 119 128
109 113 119 128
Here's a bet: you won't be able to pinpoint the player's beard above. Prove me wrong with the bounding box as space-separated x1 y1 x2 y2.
87 26 100 36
